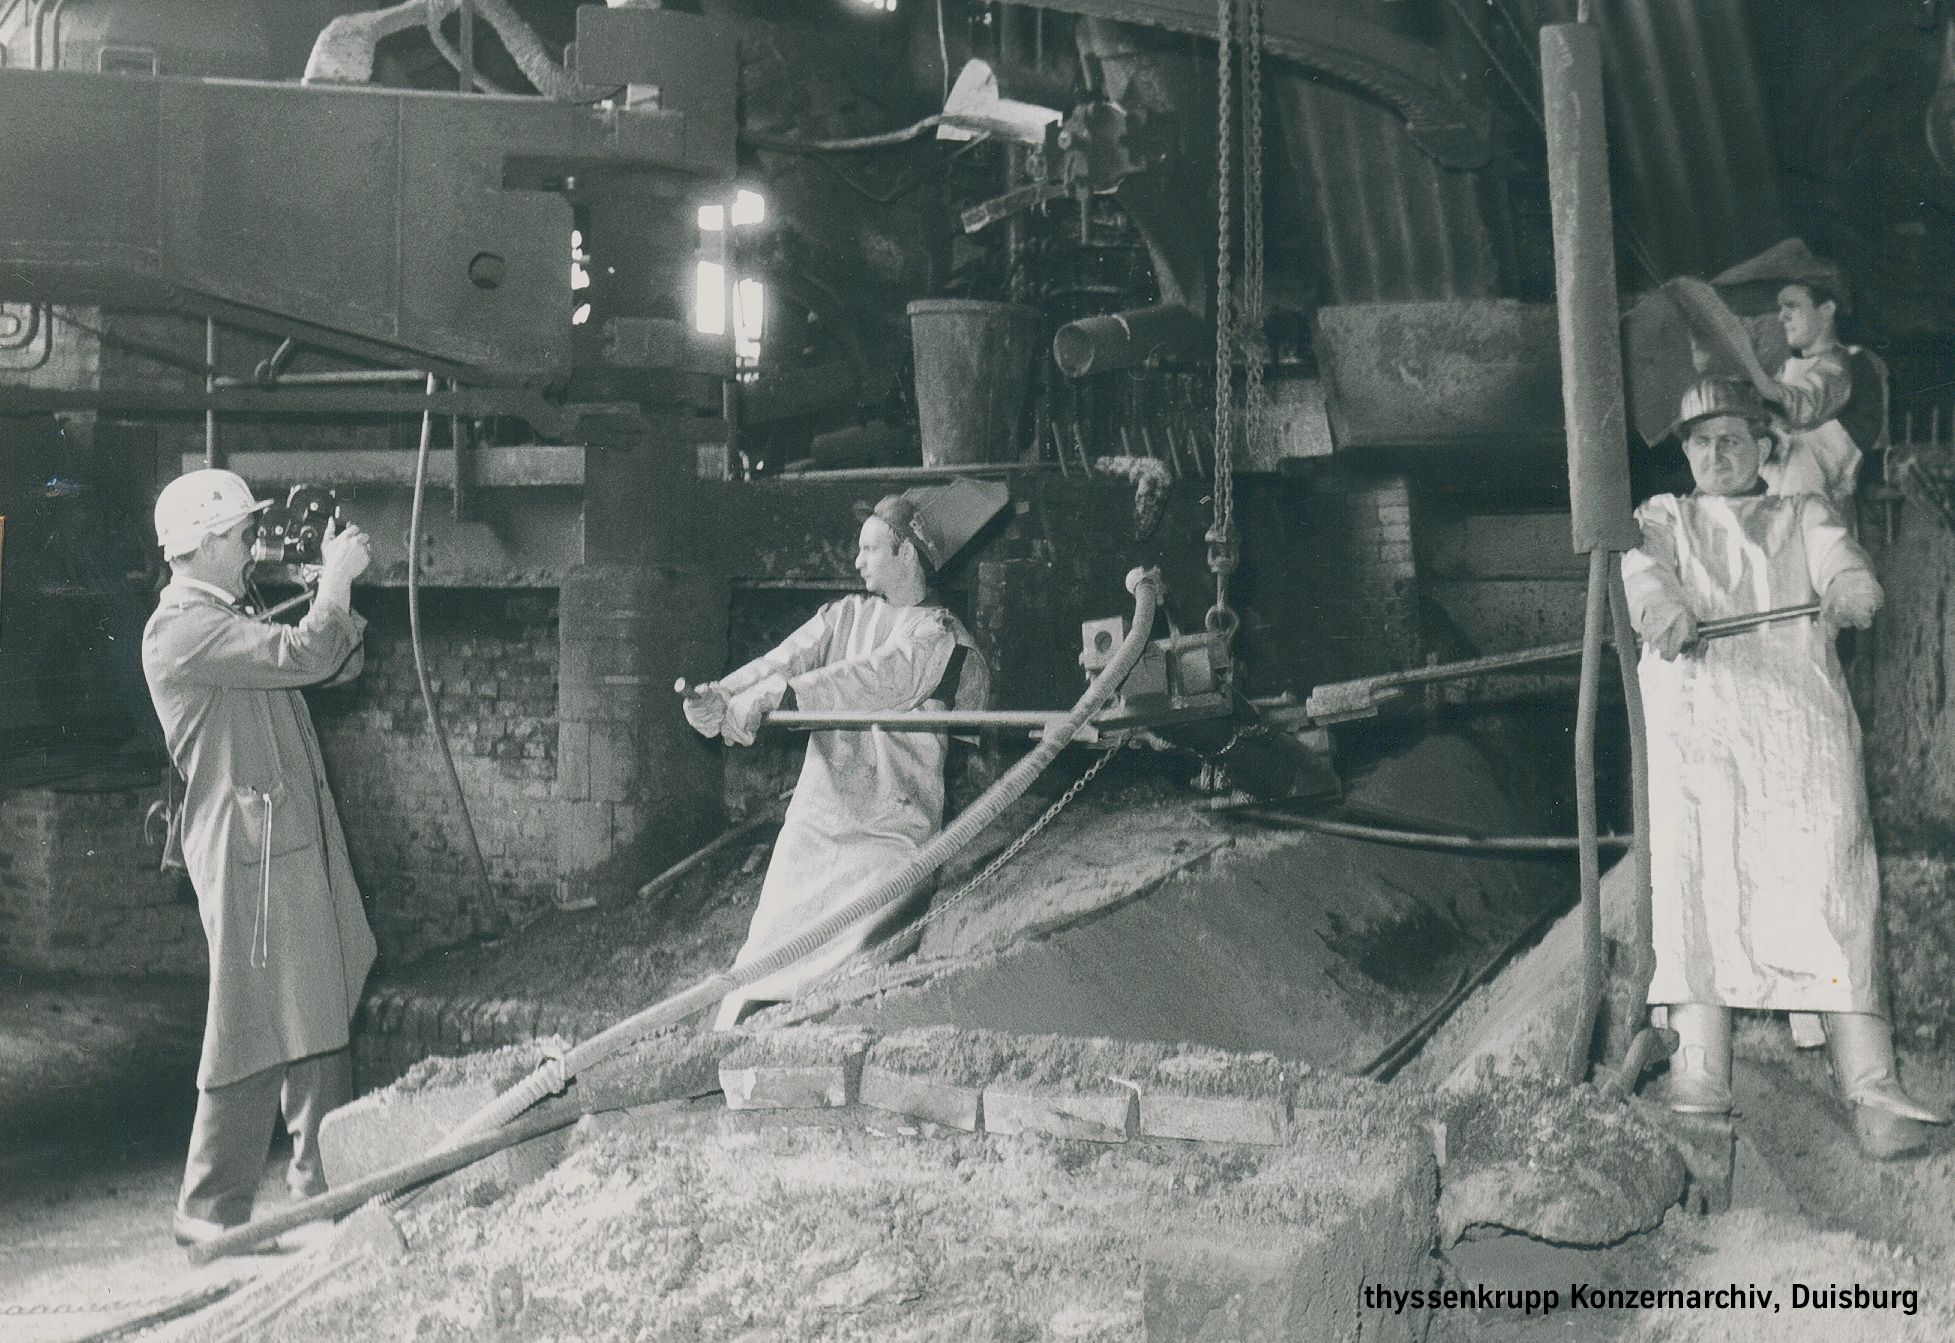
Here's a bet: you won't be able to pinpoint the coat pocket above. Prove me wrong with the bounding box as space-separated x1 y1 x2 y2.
229 782 318 865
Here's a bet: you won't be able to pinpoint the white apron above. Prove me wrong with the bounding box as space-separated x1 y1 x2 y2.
1622 492 1881 1013
715 594 985 1025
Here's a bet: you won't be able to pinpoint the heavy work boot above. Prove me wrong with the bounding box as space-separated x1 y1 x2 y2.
1824 1012 1949 1159
1665 1003 1732 1115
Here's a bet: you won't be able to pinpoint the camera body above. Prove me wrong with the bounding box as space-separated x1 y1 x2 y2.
253 485 342 567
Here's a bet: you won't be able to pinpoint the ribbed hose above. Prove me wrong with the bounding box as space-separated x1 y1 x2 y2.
441 568 1163 1144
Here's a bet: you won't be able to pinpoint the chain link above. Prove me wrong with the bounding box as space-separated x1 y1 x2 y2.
821 739 1128 990
0 1281 241 1317
1206 0 1263 650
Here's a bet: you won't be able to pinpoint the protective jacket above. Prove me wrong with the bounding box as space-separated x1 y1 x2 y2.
1622 492 1881 1013
715 593 985 1023
1763 347 1858 510
142 582 375 1088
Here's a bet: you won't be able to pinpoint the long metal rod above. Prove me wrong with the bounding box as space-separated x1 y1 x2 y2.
1569 549 1609 1084
1312 600 1822 700
203 318 218 467
763 708 1070 732
212 369 429 387
1235 808 1631 854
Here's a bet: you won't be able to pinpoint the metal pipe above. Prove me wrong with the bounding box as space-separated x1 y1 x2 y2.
27 0 47 69
1235 807 1631 854
458 0 474 93
212 369 429 387
1052 304 1207 378
1608 563 1655 1062
1569 549 1609 1084
203 318 218 468
43 0 71 68
1543 17 1640 1086
763 708 1072 733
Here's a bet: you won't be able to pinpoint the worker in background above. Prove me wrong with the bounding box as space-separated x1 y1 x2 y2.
1751 275 1860 510
1622 378 1945 1158
685 480 1004 1030
142 469 376 1246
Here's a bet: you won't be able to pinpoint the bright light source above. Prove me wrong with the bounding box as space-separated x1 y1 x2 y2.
731 189 766 227
572 302 592 326
697 203 725 232
854 0 898 11
694 260 727 335
734 277 765 362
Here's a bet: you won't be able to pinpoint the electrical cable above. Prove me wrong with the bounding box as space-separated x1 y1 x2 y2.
743 115 953 153
1231 807 1631 854
407 373 495 916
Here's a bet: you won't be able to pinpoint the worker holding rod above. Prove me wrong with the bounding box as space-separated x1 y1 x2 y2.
683 479 1005 1029
1622 377 1945 1158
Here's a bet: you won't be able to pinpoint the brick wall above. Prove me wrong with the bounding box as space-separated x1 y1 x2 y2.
312 589 561 961
0 786 205 976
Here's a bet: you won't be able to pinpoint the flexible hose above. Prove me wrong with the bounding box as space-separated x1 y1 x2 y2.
436 568 1162 1144
192 571 1159 1264
1233 809 1631 855
409 375 494 915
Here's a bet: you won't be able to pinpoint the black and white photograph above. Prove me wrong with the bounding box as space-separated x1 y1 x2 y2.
1 1 1952 1338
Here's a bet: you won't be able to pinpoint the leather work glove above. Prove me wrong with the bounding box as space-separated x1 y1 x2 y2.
721 674 789 748
1821 574 1881 634
1646 606 1698 661
315 519 373 610
683 684 729 739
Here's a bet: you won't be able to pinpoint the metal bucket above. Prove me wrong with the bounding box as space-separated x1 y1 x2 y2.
907 299 1040 467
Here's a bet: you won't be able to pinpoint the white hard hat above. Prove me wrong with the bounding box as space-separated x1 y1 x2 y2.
154 468 270 556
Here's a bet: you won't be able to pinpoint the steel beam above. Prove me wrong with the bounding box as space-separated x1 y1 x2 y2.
0 67 732 379
1011 0 1492 168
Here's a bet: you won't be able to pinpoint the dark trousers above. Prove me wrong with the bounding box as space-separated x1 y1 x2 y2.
178 1048 350 1227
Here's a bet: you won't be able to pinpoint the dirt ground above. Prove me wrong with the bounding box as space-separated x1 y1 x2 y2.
0 973 303 1343
9 734 1955 1341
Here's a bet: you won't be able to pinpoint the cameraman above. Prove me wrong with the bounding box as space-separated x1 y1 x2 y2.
141 468 376 1248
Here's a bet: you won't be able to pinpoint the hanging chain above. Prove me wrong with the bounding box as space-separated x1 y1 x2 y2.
1206 0 1262 650
931 736 1126 918
1240 0 1267 479
819 738 1129 992
0 1281 244 1318
1208 0 1238 644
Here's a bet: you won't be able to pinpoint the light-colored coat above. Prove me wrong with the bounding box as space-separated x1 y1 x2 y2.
715 594 985 1023
142 583 376 1088
1622 492 1881 1014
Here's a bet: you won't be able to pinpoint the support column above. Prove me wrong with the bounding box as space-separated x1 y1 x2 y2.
555 564 729 910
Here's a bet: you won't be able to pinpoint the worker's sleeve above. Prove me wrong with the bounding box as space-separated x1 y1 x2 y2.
168 601 367 690
1800 495 1882 613
317 620 367 687
1620 497 1693 635
789 611 959 714
1771 350 1852 431
719 607 835 696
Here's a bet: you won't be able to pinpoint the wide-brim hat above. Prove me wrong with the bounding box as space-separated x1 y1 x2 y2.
1712 238 1851 313
874 477 1009 571
1665 376 1773 442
